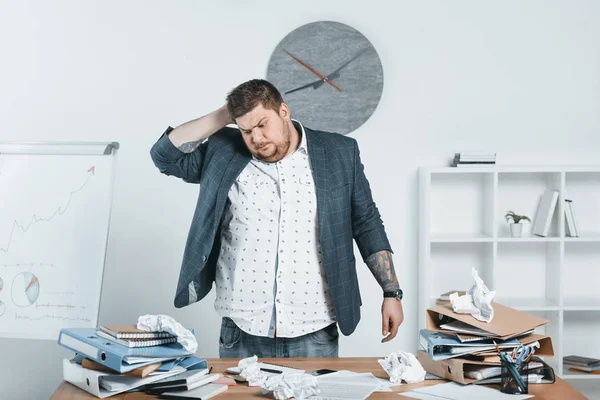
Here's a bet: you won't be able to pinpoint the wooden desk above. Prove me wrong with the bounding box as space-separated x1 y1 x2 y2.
51 357 587 400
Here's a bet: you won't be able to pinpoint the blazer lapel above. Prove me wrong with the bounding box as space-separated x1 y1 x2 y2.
306 129 329 226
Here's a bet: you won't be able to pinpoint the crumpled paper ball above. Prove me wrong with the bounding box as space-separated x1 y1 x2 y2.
136 314 198 352
378 351 426 384
449 267 495 323
238 356 319 399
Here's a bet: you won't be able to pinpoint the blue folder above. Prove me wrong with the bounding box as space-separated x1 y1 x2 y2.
58 328 195 373
419 329 520 361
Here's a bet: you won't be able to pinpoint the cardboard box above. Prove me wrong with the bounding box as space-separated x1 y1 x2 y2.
426 302 549 340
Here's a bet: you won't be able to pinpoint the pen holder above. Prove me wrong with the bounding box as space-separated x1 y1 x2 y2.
500 360 529 394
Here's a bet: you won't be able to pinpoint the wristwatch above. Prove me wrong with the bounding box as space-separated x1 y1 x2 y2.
383 289 403 301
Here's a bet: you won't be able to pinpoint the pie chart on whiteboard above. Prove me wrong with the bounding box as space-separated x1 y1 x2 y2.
12 272 40 307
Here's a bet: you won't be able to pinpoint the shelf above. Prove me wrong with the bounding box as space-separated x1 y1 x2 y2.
424 166 600 174
430 234 563 243
563 298 600 311
494 297 560 311
495 235 561 242
565 234 600 242
497 171 561 238
562 366 600 380
430 242 493 296
563 242 600 300
419 165 600 378
431 233 493 243
429 173 494 237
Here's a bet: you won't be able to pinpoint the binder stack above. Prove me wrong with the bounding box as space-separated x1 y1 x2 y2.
417 296 556 385
452 152 496 167
57 325 228 398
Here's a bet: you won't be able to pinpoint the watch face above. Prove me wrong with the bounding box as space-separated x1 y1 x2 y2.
266 20 384 135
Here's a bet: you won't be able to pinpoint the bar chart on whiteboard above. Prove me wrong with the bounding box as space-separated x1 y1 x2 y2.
0 148 116 340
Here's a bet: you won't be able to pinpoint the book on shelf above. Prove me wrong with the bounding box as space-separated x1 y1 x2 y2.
564 199 579 237
451 152 497 167
532 190 559 237
563 355 600 367
96 329 179 348
99 324 176 339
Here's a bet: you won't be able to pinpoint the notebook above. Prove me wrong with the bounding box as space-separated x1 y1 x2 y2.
100 324 175 339
158 383 228 400
563 355 600 367
97 330 179 348
144 369 210 389
147 373 220 394
439 320 498 337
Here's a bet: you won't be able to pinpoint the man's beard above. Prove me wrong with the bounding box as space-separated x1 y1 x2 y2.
254 122 290 162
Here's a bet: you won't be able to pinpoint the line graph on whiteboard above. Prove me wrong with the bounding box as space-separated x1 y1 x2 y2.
1 166 95 254
0 153 114 340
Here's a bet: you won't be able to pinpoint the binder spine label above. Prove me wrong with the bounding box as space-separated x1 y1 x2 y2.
61 334 99 360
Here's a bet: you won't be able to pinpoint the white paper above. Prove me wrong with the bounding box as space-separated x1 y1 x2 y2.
398 393 450 400
98 367 184 391
412 382 534 400
312 372 382 400
449 267 495 323
237 356 316 399
378 351 426 384
137 314 198 353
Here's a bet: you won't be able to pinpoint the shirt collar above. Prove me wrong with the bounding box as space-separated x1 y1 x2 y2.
292 119 308 154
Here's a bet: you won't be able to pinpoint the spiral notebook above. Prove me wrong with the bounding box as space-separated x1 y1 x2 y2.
97 330 179 348
100 324 175 339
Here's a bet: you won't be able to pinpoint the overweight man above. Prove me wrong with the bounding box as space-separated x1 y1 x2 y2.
150 79 404 358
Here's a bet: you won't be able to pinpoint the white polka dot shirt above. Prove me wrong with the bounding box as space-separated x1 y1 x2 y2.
214 120 336 338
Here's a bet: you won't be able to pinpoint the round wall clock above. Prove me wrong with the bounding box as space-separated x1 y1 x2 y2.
266 20 384 135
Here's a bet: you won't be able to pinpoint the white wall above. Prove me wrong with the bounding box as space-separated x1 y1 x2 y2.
1 1 599 398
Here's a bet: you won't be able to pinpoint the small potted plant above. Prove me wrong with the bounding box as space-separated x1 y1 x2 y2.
505 211 531 237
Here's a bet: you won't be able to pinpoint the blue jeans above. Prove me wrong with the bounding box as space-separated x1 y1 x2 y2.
218 317 339 358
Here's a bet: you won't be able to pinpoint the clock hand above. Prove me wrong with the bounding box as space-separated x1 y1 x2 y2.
284 48 369 95
325 48 369 80
284 80 322 94
282 49 343 92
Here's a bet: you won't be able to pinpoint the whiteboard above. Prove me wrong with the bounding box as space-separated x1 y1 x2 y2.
0 142 118 340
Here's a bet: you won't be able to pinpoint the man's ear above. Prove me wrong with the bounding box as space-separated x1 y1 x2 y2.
279 103 290 120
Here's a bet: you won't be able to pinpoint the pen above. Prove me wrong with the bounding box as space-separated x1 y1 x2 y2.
500 352 527 393
260 367 283 374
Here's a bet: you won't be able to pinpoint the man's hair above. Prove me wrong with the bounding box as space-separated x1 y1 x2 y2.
226 79 284 120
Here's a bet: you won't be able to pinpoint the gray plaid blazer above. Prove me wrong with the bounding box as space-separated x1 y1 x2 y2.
150 123 392 335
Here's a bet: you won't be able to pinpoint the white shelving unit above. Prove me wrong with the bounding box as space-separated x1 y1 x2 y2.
418 165 600 380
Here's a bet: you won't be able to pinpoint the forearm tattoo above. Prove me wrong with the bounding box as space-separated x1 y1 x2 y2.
365 250 399 292
177 139 202 153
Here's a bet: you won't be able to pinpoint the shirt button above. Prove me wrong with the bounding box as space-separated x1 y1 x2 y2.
202 255 207 262
279 250 284 253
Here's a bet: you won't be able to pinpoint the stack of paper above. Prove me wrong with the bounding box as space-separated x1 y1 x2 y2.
399 381 534 400
418 300 556 385
312 370 400 400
